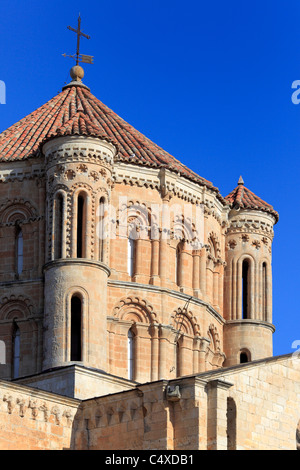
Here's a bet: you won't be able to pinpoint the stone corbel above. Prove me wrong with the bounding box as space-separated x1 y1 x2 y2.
166 385 181 402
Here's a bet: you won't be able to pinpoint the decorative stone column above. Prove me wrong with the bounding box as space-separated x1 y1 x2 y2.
192 250 201 297
158 325 177 380
150 236 160 286
199 247 207 299
159 195 171 288
150 324 160 381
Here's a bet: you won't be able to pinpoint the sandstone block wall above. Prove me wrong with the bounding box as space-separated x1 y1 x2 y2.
0 354 298 450
0 379 79 450
73 354 300 451
224 354 300 450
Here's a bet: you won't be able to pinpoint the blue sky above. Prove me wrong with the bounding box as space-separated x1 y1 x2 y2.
0 0 299 357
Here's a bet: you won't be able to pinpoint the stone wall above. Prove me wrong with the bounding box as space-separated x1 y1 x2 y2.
0 354 299 450
224 354 300 450
0 379 79 450
73 353 300 451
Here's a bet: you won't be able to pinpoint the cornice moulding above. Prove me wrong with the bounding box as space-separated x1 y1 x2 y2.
107 279 225 325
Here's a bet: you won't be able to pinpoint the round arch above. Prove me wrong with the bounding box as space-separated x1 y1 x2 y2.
113 296 157 324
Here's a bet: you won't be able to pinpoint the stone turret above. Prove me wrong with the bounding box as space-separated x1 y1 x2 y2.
223 177 279 366
41 69 117 371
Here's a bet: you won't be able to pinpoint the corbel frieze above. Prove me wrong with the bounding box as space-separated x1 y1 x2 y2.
0 168 45 184
226 223 274 239
113 164 227 221
45 147 114 168
0 391 76 426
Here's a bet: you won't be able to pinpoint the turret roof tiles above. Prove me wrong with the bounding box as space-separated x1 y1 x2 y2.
0 80 278 221
225 177 279 222
0 82 219 193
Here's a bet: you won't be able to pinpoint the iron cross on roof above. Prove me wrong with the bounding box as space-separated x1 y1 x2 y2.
62 14 94 65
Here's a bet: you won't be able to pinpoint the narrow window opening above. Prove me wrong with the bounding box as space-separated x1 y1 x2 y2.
99 197 105 262
262 262 267 320
242 259 249 319
16 228 23 276
240 351 249 363
12 323 20 379
54 194 63 259
77 195 85 258
71 296 82 361
127 328 135 380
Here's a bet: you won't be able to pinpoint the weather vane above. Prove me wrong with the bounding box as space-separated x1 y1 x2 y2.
62 14 94 65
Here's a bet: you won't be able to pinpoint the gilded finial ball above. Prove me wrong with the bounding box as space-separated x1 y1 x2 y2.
70 65 84 81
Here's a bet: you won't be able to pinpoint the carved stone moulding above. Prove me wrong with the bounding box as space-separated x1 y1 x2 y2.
43 136 117 172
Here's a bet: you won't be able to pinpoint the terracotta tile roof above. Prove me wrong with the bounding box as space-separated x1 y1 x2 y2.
0 82 222 196
225 176 279 222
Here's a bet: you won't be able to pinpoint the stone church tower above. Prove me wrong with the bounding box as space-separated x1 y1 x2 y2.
42 73 115 372
1 63 300 452
0 65 279 400
223 175 278 366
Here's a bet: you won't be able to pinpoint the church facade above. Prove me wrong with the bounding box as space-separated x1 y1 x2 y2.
0 65 298 450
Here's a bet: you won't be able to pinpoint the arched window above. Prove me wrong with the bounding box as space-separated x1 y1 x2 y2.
240 350 250 363
98 197 106 262
242 259 250 319
77 194 86 258
262 262 267 320
12 323 20 379
54 193 63 259
128 237 135 277
71 296 82 361
127 328 135 380
16 227 23 276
